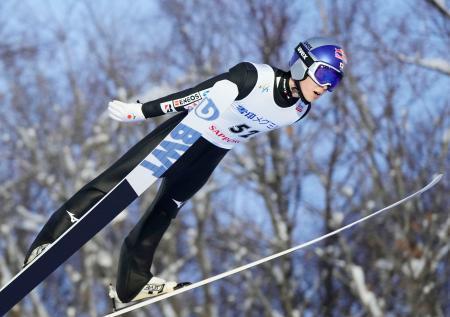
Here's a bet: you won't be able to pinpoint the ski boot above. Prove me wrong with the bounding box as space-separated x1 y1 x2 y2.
108 276 191 311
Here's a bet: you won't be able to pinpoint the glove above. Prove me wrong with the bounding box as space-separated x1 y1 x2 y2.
108 100 146 122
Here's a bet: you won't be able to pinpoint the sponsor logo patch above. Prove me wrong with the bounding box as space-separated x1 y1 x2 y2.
161 101 175 113
140 123 201 177
194 97 219 121
233 104 278 129
172 199 185 208
303 41 313 50
296 46 308 60
296 104 304 113
173 92 203 107
66 211 79 223
209 124 240 144
335 48 347 63
258 84 270 93
144 284 164 293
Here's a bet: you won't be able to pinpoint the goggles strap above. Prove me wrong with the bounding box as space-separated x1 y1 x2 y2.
294 79 301 92
295 43 315 68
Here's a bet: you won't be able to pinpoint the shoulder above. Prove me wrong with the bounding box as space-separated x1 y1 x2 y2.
229 62 257 76
228 62 276 100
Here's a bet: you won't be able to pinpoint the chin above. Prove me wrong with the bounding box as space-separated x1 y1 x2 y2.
305 95 315 102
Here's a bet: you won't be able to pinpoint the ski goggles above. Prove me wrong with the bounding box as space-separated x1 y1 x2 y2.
293 43 343 92
307 62 342 92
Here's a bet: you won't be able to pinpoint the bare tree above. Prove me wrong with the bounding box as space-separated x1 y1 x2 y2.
0 1 448 317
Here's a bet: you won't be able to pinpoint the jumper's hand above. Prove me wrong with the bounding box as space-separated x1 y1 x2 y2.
108 100 146 122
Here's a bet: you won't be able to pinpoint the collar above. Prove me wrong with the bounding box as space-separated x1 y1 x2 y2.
278 71 310 106
293 79 310 105
278 73 298 105
274 69 311 108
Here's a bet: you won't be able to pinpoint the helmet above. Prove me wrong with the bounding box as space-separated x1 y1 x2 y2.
289 37 347 91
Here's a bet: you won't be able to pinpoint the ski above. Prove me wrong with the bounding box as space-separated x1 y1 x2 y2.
0 96 224 316
103 174 443 317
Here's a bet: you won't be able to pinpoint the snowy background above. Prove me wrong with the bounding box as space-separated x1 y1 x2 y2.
0 0 449 316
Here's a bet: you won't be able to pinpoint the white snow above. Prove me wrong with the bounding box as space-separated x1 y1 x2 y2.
375 259 394 271
239 155 256 170
235 246 248 261
275 221 289 242
84 133 109 148
16 205 46 231
433 244 449 270
315 248 325 257
423 282 435 295
402 258 425 279
0 224 11 235
342 185 354 197
66 307 76 317
366 200 376 210
17 127 37 148
349 264 383 317
270 191 278 202
1 133 10 142
437 216 450 240
272 265 284 283
41 174 56 185
0 256 13 283
117 87 127 100
63 146 77 174
443 128 450 144
291 309 301 317
435 0 446 8
389 169 397 177
80 159 96 180
330 211 344 228
36 172 47 183
398 54 450 75
26 128 36 139
65 265 82 283
96 250 113 268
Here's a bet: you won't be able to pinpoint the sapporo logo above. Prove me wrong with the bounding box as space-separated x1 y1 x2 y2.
209 124 240 144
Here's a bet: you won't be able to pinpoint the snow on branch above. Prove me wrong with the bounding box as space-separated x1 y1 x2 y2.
427 0 450 18
397 53 450 76
349 264 384 317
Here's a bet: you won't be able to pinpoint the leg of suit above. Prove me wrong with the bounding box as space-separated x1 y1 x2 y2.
115 137 228 303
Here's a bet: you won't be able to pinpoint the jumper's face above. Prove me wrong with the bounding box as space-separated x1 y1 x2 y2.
300 76 328 102
290 76 327 102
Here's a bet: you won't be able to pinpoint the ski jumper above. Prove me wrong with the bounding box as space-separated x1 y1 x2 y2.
25 62 311 302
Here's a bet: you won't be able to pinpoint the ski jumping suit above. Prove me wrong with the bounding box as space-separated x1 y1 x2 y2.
25 62 311 302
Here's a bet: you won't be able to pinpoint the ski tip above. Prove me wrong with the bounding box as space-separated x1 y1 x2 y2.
431 173 444 184
422 173 444 192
